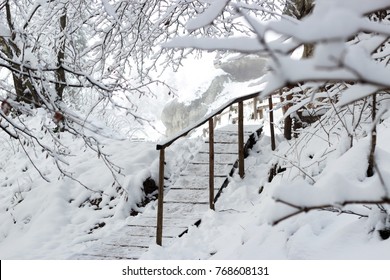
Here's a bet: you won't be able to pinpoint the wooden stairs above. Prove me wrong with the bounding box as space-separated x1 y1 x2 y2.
75 124 262 259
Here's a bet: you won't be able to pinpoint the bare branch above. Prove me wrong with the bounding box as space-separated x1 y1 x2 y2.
273 197 390 225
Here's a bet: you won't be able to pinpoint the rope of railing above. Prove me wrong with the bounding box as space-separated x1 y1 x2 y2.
155 90 276 245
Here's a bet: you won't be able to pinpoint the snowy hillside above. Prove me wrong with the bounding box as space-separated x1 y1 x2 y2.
2 88 390 259
2 0 390 261
145 113 390 260
0 52 265 259
0 112 157 258
2 51 390 260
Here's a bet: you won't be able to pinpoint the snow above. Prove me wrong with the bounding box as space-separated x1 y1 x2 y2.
163 36 265 53
0 22 11 37
143 113 390 260
344 45 390 88
160 54 267 136
101 0 120 23
269 8 388 42
3 0 390 262
0 112 161 259
186 0 230 32
319 0 390 16
4 54 390 260
164 0 390 101
2 63 390 261
337 84 379 107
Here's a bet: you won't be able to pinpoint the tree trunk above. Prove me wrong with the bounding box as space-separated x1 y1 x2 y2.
366 11 387 177
367 93 377 177
1 2 42 106
55 11 67 101
282 0 314 140
280 90 293 140
284 0 314 20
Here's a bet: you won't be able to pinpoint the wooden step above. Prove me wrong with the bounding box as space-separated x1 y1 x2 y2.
207 133 240 144
181 162 233 177
199 143 239 154
77 253 135 260
165 189 213 204
206 130 254 143
190 153 237 164
124 224 187 238
104 235 156 248
163 201 210 216
79 243 147 259
103 235 176 248
171 176 227 190
216 124 261 133
127 216 199 228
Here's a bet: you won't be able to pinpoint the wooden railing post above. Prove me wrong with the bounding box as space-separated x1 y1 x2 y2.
209 118 215 210
238 101 245 178
268 96 276 151
253 97 258 120
156 148 165 245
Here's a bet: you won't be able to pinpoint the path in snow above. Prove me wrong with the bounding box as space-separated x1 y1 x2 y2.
74 124 262 259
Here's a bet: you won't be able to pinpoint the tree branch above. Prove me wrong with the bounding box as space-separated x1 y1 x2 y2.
273 197 390 225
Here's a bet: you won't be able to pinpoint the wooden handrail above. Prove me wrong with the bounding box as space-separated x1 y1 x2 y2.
155 90 276 245
156 91 261 150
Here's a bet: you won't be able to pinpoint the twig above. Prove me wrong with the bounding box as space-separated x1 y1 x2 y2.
273 154 316 184
273 197 390 225
18 137 50 183
320 207 368 219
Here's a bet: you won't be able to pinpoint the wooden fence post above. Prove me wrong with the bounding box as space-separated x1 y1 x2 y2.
209 118 215 210
268 96 276 151
156 148 165 245
253 97 258 120
238 101 245 178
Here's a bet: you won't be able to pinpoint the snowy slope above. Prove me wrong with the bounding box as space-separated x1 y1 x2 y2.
0 106 207 259
143 112 390 260
0 110 159 259
2 51 390 260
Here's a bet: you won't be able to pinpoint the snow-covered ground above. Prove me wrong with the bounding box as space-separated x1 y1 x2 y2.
1 52 390 260
0 113 157 259
145 115 390 259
